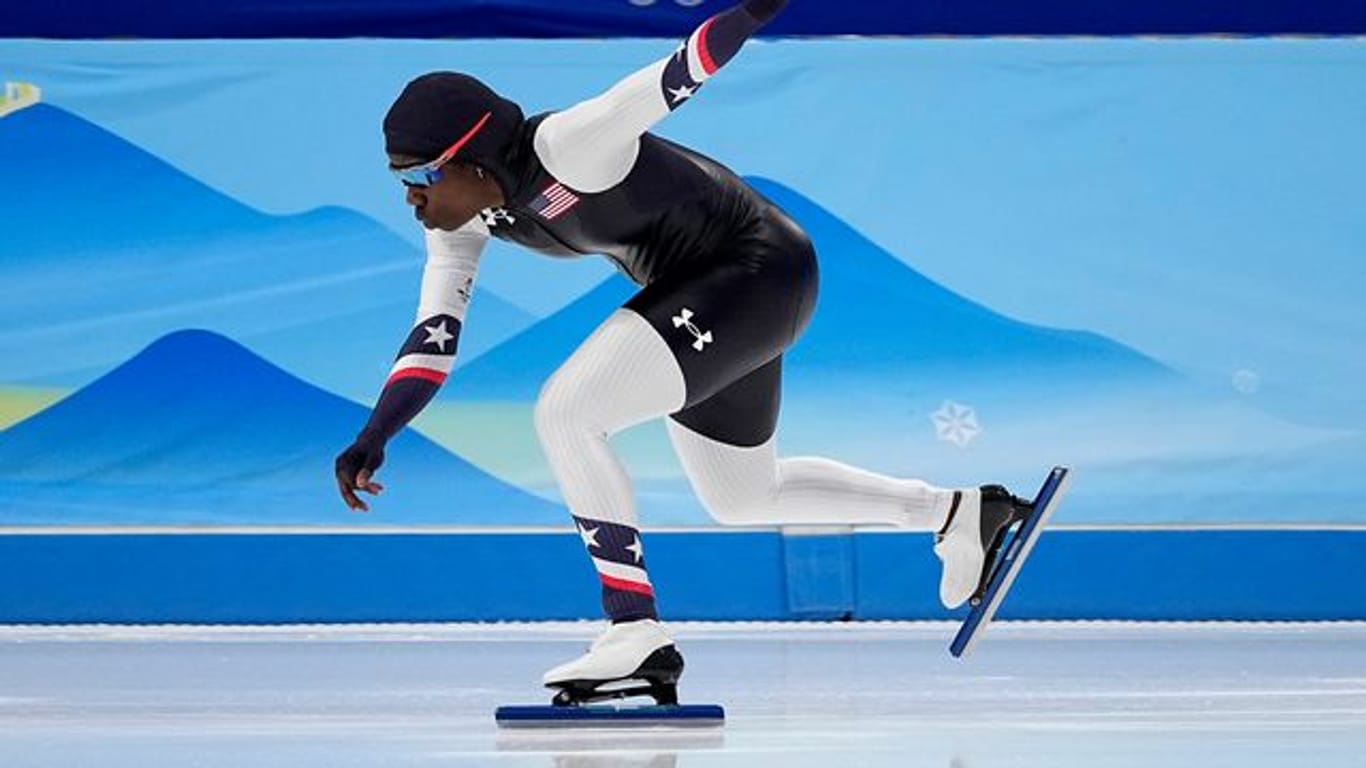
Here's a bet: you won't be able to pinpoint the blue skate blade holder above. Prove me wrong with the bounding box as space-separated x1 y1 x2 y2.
496 704 725 728
951 466 1072 658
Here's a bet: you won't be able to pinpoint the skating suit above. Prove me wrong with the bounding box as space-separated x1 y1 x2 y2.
364 0 809 448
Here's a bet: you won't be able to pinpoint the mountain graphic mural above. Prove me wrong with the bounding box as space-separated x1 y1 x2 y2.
0 330 566 525
443 176 1173 403
0 103 534 399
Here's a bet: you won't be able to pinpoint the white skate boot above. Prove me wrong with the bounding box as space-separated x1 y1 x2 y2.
543 619 684 706
934 486 1033 609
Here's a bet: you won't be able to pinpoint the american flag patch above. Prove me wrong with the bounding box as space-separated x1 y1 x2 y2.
528 181 581 221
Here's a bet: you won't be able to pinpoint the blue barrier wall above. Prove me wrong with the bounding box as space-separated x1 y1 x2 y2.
2 530 1362 623
4 0 1366 38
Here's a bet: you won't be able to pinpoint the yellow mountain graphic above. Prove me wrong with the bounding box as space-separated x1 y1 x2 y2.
1 82 42 118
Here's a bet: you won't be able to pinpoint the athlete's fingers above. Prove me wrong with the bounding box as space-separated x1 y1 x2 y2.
356 469 384 496
336 471 370 513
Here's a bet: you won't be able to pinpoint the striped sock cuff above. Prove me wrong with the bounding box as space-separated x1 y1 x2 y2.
573 516 658 622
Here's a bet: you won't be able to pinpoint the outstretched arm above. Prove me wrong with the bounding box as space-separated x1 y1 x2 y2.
535 0 788 192
335 218 489 511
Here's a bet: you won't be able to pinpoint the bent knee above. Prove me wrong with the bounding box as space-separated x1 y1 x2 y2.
534 367 596 443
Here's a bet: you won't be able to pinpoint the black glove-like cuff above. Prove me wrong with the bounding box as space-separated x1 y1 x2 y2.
335 437 386 481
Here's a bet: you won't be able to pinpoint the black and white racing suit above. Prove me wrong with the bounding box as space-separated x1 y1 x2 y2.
352 0 956 622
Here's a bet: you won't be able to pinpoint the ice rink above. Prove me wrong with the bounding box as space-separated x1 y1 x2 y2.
2 621 1364 767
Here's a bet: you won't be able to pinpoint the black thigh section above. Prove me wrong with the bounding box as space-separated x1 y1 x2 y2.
672 355 783 448
624 207 818 447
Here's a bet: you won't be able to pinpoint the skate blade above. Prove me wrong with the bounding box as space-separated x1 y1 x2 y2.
549 677 679 707
950 466 1071 658
495 704 725 729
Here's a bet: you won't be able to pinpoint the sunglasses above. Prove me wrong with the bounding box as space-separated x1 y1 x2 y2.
390 110 493 188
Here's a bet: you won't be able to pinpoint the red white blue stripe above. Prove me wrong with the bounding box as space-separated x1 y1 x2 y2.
574 515 658 619
386 352 452 387
593 558 654 597
385 314 459 386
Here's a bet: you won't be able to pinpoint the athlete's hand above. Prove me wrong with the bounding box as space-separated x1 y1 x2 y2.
335 437 386 512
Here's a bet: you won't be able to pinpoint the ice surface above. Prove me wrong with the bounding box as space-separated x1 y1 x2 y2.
1 621 1363 767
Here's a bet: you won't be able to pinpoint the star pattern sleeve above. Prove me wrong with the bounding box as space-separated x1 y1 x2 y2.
357 216 490 444
533 0 787 193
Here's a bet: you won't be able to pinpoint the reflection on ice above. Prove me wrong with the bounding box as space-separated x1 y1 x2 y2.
0 622 1363 767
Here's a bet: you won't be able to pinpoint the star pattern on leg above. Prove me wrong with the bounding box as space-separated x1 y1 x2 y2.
626 535 645 564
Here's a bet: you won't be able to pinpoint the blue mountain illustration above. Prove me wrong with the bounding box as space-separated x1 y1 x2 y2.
443 176 1172 403
0 330 566 525
0 103 534 399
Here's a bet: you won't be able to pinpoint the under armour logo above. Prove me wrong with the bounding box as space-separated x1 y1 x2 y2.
671 308 713 351
481 207 516 227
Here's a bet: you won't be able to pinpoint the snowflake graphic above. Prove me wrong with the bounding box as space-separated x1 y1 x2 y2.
1232 369 1261 395
931 400 982 448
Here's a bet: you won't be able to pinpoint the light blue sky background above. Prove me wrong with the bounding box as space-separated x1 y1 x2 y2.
3 37 1364 429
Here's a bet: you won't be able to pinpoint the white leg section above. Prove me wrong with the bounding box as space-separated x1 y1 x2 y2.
666 420 955 530
534 309 687 527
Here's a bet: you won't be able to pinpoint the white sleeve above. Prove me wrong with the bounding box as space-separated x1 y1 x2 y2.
416 215 490 325
533 3 764 193
533 60 670 194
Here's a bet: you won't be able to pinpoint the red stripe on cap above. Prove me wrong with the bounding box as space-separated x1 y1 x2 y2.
600 573 655 598
695 17 719 76
433 110 493 165
386 368 448 388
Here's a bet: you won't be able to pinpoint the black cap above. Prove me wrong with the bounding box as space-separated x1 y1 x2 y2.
383 72 523 169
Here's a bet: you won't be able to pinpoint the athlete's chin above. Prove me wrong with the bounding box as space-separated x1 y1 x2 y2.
424 212 474 231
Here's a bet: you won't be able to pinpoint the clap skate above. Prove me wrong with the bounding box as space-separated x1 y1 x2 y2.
935 483 1034 610
546 643 685 707
496 620 725 728
941 484 1036 608
949 466 1072 658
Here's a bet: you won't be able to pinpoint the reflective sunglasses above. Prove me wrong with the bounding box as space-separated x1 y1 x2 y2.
390 110 493 187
